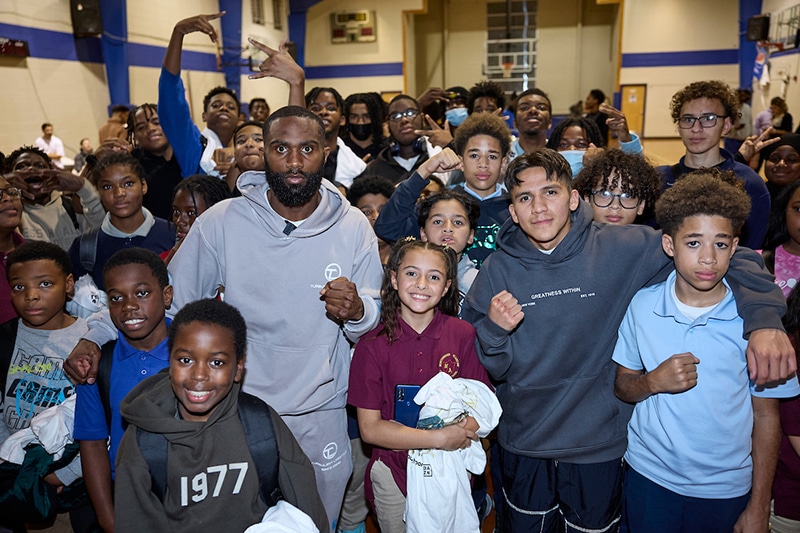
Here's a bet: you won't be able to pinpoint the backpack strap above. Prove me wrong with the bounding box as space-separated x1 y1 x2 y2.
136 426 169 500
0 318 20 396
79 226 102 274
136 391 282 506
61 195 80 231
96 341 117 430
238 392 282 507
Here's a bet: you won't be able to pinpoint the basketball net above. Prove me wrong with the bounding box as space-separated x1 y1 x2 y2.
501 61 514 79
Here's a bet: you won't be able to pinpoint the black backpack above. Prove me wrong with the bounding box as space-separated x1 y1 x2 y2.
135 392 283 506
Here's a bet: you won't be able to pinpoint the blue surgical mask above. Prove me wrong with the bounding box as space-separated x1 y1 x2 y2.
445 107 468 127
560 150 585 178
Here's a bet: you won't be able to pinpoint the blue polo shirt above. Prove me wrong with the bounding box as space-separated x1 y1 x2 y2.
612 273 799 498
73 320 171 478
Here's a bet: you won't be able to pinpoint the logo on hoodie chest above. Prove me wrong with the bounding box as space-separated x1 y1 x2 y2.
311 263 344 289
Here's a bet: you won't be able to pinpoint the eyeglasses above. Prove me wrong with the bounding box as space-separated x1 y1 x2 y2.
591 190 640 209
677 113 725 129
0 187 22 200
388 109 420 122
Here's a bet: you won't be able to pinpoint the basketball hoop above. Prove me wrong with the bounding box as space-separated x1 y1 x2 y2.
759 40 785 52
501 61 514 79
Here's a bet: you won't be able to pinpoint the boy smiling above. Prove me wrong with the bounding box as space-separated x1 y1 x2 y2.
114 298 328 532
613 170 800 532
73 248 173 532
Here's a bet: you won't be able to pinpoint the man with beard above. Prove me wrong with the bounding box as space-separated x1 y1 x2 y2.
169 106 382 529
64 106 383 531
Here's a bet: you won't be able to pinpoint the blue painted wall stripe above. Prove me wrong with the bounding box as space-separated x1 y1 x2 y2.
622 49 738 68
0 22 103 63
305 62 404 79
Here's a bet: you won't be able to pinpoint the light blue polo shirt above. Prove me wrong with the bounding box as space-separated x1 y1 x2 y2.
612 272 800 498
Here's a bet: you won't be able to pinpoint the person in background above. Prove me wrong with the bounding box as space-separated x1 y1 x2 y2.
98 105 130 143
0 174 23 324
770 97 794 137
306 87 366 188
34 123 65 170
583 89 610 143
342 93 387 163
249 97 270 123
73 138 94 175
4 146 105 251
128 103 184 220
724 89 753 155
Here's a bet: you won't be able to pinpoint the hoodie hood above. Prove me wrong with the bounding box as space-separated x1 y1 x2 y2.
236 170 352 239
121 371 241 445
496 198 594 264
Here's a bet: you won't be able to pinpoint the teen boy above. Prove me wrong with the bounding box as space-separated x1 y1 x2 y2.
613 171 800 532
115 298 327 532
160 12 304 179
306 87 366 188
374 112 510 268
67 153 173 291
461 149 795 532
73 248 173 532
658 80 770 249
0 242 93 531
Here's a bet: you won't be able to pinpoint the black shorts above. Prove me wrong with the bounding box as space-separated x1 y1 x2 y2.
499 446 624 532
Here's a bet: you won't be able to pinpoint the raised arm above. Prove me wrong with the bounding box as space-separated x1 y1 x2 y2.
248 38 306 107
163 12 224 75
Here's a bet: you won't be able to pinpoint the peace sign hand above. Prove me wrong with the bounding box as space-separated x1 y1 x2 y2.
415 114 453 148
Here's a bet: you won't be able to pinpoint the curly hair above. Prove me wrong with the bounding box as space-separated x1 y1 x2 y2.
453 112 511 157
669 81 739 123
171 174 232 218
203 86 240 113
341 92 387 143
546 117 606 149
763 179 800 251
126 103 158 146
467 81 506 114
655 169 750 237
91 152 146 185
4 146 51 173
573 149 662 216
348 175 394 207
169 298 248 362
505 148 572 191
103 247 170 290
379 239 460 344
6 241 72 278
416 189 480 233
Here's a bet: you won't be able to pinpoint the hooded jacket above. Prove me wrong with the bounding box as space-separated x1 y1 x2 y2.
115 373 328 532
462 201 786 463
168 172 383 416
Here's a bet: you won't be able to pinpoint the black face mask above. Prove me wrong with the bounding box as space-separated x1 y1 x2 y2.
349 123 372 141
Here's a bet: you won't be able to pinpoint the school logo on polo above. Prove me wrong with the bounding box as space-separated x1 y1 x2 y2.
438 353 460 377
324 263 342 281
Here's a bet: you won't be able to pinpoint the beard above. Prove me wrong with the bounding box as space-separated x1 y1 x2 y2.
265 168 324 207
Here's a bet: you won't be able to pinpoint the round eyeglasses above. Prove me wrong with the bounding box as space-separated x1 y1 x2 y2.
591 190 640 209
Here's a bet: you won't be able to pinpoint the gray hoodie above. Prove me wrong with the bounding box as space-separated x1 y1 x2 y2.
168 171 383 416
